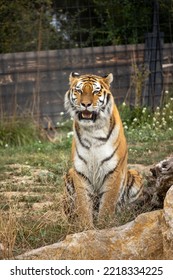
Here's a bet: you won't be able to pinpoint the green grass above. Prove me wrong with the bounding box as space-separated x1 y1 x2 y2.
0 118 42 147
127 130 173 165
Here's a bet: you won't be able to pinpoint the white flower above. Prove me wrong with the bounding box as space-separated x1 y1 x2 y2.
155 111 160 116
5 144 8 148
133 118 138 122
67 131 74 138
60 112 64 116
122 102 126 106
168 128 172 131
124 125 128 130
165 90 169 94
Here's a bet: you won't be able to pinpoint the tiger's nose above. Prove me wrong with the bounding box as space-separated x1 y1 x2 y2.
81 102 92 108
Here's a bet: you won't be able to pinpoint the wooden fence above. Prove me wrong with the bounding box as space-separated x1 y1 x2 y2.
0 43 173 127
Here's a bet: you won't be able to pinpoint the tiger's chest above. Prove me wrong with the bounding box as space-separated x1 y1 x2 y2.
73 126 119 192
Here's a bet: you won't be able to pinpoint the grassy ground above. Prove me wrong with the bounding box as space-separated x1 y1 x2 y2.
0 138 72 258
0 101 173 259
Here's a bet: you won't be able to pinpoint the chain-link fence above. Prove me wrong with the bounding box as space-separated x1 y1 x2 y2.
0 0 173 126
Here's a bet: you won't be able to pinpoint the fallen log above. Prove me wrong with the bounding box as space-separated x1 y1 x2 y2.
129 155 173 212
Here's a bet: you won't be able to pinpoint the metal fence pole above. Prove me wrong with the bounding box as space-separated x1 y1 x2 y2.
143 0 164 109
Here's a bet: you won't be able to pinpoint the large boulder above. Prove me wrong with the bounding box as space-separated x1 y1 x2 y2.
17 209 164 260
162 186 173 259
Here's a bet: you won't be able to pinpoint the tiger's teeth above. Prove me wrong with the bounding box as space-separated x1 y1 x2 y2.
82 113 92 119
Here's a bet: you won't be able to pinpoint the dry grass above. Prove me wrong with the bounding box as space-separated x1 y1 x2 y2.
0 207 18 259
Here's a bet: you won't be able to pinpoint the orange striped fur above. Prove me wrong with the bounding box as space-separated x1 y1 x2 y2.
64 72 143 229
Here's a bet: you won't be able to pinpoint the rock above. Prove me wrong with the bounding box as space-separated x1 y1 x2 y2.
17 210 164 260
162 185 173 259
0 243 5 259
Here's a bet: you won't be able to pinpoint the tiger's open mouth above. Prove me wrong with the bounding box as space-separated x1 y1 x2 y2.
78 110 97 122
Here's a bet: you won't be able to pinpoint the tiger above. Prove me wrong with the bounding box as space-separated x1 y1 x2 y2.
64 72 143 229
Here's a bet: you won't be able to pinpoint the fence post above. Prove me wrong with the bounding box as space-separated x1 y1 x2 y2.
143 0 164 109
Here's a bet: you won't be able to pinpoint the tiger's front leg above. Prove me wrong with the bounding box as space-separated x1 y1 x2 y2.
97 170 124 224
64 168 94 230
97 169 143 225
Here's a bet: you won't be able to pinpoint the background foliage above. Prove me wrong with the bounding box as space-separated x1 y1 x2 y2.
0 0 173 53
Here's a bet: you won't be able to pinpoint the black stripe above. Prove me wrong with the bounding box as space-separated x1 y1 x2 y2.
105 92 110 107
94 115 115 142
126 176 135 199
99 99 104 105
99 91 106 105
68 90 72 104
74 168 92 185
76 147 87 165
68 91 76 110
127 183 142 199
102 165 118 185
100 92 110 112
75 122 90 149
118 177 126 204
102 149 128 185
100 142 120 166
82 77 97 82
83 138 92 147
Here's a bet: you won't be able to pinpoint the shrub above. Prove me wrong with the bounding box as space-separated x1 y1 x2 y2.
0 118 43 147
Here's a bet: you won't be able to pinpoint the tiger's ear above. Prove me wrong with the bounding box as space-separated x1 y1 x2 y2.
104 73 113 85
69 72 80 84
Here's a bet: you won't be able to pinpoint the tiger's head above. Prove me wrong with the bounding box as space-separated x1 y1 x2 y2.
65 72 114 126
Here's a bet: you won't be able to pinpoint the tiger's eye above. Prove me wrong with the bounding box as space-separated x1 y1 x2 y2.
75 87 82 94
93 90 100 94
77 89 82 94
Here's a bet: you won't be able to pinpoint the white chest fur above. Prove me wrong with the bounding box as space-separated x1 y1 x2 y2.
74 123 120 193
